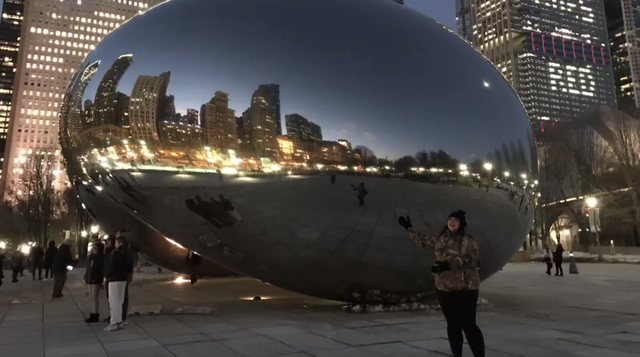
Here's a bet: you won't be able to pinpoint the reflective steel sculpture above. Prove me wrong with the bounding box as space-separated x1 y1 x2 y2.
60 0 537 302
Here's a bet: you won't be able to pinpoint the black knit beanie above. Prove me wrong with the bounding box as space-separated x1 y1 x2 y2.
448 210 467 227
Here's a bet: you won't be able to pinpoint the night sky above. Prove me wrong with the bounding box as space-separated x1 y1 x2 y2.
76 0 531 164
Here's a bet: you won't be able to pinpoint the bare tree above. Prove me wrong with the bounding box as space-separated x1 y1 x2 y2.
8 154 63 246
594 107 640 245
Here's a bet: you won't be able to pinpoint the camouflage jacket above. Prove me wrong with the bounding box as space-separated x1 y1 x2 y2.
408 228 480 291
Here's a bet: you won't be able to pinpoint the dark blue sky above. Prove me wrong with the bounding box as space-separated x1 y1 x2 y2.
76 0 532 164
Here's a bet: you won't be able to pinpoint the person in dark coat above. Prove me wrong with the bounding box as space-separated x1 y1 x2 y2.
553 242 564 276
350 183 368 206
43 240 57 280
84 240 105 323
11 249 25 283
104 236 134 331
29 243 44 281
186 250 201 284
102 235 116 323
0 249 5 287
121 231 138 326
52 239 73 298
330 174 336 184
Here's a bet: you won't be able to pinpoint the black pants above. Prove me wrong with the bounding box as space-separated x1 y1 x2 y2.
437 289 485 357
32 263 42 280
52 272 67 297
189 266 198 284
12 267 21 282
44 267 53 279
357 195 364 206
122 283 129 321
545 262 553 275
555 262 563 276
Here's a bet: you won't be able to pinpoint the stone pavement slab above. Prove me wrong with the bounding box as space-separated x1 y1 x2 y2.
0 263 638 357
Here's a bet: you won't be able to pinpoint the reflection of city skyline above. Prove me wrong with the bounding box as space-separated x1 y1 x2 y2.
68 53 389 165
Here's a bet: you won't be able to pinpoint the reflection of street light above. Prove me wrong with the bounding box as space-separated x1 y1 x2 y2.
520 173 527 179
0 241 6 249
90 225 99 234
483 163 493 171
20 244 30 255
459 164 468 171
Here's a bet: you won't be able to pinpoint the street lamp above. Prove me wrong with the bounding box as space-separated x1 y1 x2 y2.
90 225 99 234
483 163 493 171
585 197 602 259
520 173 527 179
504 171 510 178
483 163 493 192
80 230 88 238
459 164 468 171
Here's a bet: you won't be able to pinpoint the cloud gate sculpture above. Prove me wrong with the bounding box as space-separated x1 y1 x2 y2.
60 0 537 302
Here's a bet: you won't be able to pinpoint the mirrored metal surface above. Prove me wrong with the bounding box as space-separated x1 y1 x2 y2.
61 0 537 302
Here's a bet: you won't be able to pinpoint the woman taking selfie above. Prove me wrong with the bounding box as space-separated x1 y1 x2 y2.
398 210 485 357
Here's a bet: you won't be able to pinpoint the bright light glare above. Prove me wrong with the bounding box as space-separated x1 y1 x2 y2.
165 237 186 249
459 164 468 171
585 197 598 208
90 225 99 234
20 244 30 254
483 81 490 88
483 163 493 171
66 265 74 271
173 276 189 284
0 241 6 249
221 167 238 174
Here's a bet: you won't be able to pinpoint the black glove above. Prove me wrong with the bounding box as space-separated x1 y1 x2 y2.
431 261 450 274
398 216 412 230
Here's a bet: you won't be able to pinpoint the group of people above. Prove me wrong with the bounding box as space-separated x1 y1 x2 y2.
0 239 73 289
84 230 138 331
543 243 565 276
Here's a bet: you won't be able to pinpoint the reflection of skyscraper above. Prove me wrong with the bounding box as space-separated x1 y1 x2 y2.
201 91 238 151
94 54 133 126
116 93 130 128
162 94 176 122
159 121 203 148
185 109 199 125
338 139 353 150
129 72 171 143
256 84 281 135
66 61 101 136
285 114 323 141
84 100 95 129
242 87 279 158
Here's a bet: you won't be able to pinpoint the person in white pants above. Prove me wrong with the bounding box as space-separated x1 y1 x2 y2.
104 236 134 331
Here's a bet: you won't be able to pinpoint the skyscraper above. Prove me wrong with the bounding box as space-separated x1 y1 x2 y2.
242 86 279 158
200 91 238 151
605 0 640 116
462 0 616 135
63 60 100 137
93 54 133 126
185 108 199 126
1 0 166 197
456 0 474 43
285 113 323 141
256 84 281 135
129 72 170 143
0 0 25 169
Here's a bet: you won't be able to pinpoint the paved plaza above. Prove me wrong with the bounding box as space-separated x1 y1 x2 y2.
0 263 638 357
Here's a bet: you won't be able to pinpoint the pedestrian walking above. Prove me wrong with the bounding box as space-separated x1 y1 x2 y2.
0 248 5 288
51 239 73 298
11 249 25 283
186 250 202 284
84 240 105 323
104 235 134 331
330 174 336 184
554 242 564 276
29 243 44 281
399 210 485 357
543 244 553 276
102 235 116 322
43 241 57 280
350 182 368 206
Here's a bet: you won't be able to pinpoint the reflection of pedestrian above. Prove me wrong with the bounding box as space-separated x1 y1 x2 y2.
186 195 236 227
0 249 5 287
217 169 223 183
186 251 201 284
330 174 336 184
351 183 368 206
553 243 564 276
220 195 242 223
